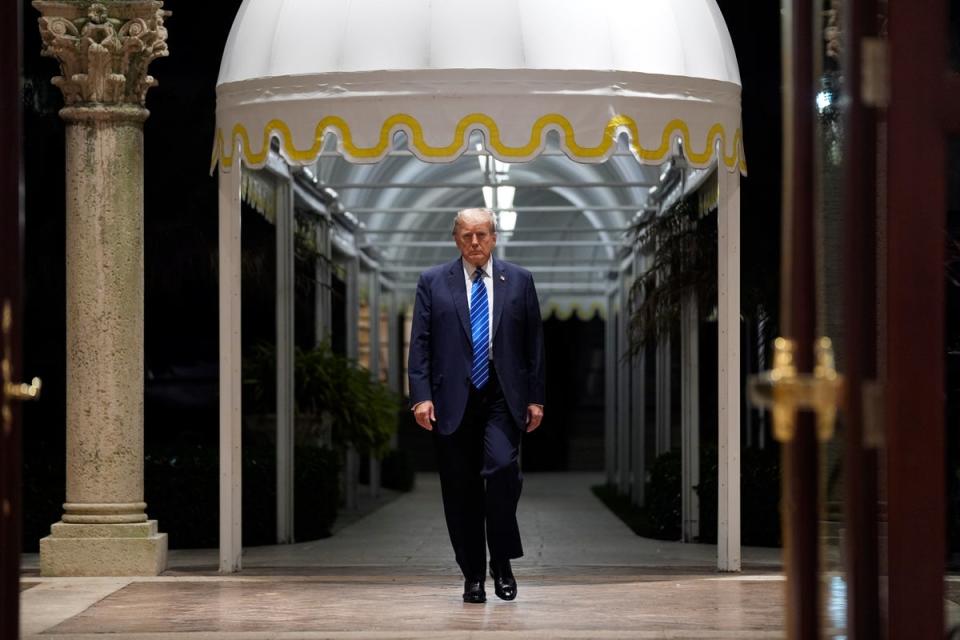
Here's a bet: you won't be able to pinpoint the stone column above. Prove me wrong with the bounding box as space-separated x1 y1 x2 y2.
35 0 169 576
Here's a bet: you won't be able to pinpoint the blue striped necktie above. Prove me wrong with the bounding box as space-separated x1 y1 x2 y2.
470 267 489 389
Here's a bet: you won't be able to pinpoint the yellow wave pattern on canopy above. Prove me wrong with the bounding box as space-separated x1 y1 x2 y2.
212 113 746 173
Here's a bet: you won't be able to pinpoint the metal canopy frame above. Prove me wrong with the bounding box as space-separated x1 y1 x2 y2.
218 141 742 576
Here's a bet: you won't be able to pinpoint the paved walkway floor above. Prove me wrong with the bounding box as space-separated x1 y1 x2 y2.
21 473 801 639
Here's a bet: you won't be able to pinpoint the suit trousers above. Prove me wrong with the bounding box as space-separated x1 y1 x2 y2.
433 364 524 580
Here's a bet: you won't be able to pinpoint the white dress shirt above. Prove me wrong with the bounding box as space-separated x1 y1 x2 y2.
463 256 494 361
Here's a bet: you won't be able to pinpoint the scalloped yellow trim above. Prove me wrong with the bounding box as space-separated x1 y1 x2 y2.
213 112 746 173
544 300 607 321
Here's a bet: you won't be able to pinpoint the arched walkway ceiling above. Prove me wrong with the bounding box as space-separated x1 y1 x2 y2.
315 132 666 295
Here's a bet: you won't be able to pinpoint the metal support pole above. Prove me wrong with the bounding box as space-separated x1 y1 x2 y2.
604 291 617 486
218 151 243 573
368 268 381 498
717 160 741 572
616 271 631 495
630 251 646 507
681 291 700 542
654 230 672 458
275 177 295 544
314 220 332 346
386 290 401 450
344 256 360 510
387 291 401 395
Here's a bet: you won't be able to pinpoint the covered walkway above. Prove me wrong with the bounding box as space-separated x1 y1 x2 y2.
20 474 792 639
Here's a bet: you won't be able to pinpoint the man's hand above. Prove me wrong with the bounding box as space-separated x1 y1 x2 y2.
413 401 436 431
525 404 544 432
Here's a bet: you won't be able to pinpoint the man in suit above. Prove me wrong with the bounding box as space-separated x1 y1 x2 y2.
408 207 545 604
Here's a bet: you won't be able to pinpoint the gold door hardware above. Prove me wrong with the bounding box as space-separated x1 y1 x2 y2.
2 299 42 431
747 337 843 443
5 377 41 402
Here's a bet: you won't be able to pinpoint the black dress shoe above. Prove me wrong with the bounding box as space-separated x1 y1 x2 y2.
489 559 517 601
463 578 486 603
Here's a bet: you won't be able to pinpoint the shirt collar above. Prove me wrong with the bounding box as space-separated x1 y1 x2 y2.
462 256 493 279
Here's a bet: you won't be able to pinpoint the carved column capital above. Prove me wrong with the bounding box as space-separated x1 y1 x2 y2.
33 1 169 109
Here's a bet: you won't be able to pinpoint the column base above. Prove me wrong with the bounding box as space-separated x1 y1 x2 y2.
39 520 168 576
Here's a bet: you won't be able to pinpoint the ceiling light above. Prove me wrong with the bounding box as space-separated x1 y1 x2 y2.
500 209 517 231
816 90 831 113
497 185 515 210
481 185 515 212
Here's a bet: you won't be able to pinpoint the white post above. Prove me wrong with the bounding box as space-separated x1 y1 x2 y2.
314 221 331 346
387 290 401 395
681 291 700 542
275 177 295 544
368 268 381 498
616 270 631 494
717 159 741 572
218 149 243 573
630 250 646 507
344 256 360 510
604 291 617 486
386 290 401 450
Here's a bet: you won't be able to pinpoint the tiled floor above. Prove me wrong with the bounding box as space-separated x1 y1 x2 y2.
21 473 795 639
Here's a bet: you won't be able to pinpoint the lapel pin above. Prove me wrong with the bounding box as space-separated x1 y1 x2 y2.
500 274 506 281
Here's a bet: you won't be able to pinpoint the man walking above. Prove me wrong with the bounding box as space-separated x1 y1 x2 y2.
408 207 545 603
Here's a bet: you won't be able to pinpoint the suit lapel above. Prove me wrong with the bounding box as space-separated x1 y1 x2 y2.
446 259 472 345
492 261 506 341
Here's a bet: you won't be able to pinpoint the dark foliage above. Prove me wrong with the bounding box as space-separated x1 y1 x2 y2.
696 445 782 547
594 446 782 547
380 448 416 492
21 436 66 553
629 198 718 351
244 341 399 458
143 441 340 549
645 450 683 539
591 450 682 542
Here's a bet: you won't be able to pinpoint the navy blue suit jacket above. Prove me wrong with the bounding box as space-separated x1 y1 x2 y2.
407 257 546 435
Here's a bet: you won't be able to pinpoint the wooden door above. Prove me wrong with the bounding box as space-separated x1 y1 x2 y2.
838 0 881 637
885 0 955 636
772 0 956 637
0 0 25 637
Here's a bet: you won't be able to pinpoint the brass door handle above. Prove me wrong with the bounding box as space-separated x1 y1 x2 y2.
2 299 42 411
5 377 42 402
747 337 843 443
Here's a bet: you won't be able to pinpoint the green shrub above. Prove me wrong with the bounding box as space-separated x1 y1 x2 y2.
245 341 398 458
144 440 340 549
590 451 681 542
645 449 682 539
593 446 781 547
294 445 341 540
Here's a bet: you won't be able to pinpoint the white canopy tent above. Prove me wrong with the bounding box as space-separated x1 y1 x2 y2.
215 0 744 573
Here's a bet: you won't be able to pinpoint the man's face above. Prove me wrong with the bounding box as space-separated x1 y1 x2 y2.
454 217 497 268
